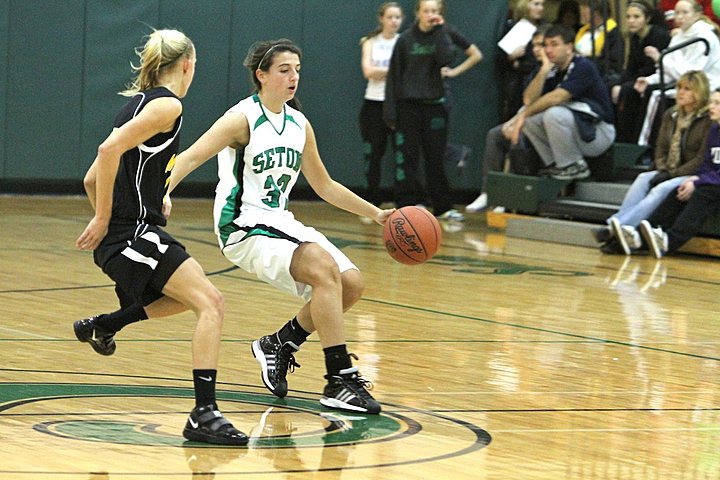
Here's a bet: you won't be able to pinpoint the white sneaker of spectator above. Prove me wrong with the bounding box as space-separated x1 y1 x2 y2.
465 193 487 212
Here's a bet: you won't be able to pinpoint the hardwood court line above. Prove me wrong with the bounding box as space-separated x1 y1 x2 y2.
0 267 239 296
3 272 716 360
491 426 720 433
0 326 57 339
22 205 719 276
364 298 720 362
379 390 720 396
2 374 716 398
5 336 718 346
300 228 720 288
0 284 112 295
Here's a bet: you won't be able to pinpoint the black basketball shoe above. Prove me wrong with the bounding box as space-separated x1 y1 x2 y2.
320 367 381 414
183 404 248 446
73 316 116 356
251 334 300 398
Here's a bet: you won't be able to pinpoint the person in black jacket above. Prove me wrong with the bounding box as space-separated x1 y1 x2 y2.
383 0 463 221
575 0 624 89
496 0 547 122
614 0 671 142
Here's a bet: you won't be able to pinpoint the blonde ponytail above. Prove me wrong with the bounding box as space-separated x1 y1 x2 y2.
120 29 194 97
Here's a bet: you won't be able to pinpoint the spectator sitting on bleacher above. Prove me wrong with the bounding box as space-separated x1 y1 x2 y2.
575 0 624 89
659 0 720 29
634 0 720 145
554 0 581 34
613 0 670 143
466 29 546 213
507 24 615 181
594 70 711 255
611 86 720 259
496 0 547 122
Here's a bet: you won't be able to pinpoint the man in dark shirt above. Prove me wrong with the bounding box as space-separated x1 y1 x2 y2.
509 24 616 180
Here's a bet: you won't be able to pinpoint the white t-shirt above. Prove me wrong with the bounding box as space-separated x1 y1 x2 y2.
364 34 398 101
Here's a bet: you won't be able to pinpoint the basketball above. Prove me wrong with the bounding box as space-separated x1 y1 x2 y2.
383 206 442 265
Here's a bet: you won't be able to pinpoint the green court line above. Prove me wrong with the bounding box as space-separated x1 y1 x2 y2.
365 298 720 362
2 269 717 361
0 338 600 344
4 219 719 362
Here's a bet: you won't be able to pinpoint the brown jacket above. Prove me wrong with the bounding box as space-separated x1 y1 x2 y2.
654 107 712 177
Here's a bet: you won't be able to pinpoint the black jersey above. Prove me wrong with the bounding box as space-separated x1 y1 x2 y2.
111 87 181 227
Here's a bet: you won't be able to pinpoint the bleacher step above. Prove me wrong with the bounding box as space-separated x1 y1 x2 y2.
490 212 720 257
505 216 599 247
539 199 618 223
574 181 630 204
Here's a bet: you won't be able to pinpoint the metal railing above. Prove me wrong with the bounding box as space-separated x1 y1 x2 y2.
658 37 710 108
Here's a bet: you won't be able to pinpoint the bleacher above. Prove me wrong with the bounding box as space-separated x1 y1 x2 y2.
485 142 720 257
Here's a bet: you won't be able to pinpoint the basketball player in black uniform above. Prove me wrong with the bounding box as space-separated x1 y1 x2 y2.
74 29 246 446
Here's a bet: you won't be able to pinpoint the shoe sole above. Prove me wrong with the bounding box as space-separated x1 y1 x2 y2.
550 170 591 180
465 206 485 213
550 165 591 180
251 340 287 398
591 227 611 244
639 221 664 259
320 396 381 414
73 320 115 356
183 427 249 446
609 218 630 255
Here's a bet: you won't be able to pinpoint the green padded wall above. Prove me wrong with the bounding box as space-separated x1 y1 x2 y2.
0 0 507 193
5 0 85 181
0 1 7 178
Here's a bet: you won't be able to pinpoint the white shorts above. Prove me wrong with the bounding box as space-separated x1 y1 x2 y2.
220 209 357 301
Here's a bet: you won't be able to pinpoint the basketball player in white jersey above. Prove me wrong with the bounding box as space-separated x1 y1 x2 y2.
168 39 394 414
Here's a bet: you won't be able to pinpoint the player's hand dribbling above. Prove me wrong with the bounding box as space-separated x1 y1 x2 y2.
375 208 396 226
76 216 109 250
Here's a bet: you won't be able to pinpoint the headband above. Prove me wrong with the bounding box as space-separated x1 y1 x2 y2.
258 44 282 69
628 1 649 15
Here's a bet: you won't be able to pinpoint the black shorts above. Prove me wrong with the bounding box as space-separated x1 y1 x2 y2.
94 223 191 308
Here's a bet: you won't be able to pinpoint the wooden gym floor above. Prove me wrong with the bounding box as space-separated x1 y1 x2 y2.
0 195 718 479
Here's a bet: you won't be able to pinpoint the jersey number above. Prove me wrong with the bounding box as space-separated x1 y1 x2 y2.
262 174 291 209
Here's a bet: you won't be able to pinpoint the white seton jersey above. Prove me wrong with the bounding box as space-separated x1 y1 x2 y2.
214 94 307 245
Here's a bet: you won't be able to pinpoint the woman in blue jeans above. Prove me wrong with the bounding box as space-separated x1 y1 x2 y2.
595 70 712 254
628 87 720 258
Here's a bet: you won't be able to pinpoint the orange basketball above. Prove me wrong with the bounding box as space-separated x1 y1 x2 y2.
383 206 442 265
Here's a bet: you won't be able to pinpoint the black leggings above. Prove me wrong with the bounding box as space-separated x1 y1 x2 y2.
359 100 395 206
394 100 453 214
647 184 720 252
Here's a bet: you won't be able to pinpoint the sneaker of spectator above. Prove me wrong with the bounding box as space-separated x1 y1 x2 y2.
465 193 487 212
542 160 590 180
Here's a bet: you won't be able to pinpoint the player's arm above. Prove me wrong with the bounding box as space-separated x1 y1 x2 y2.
76 97 181 250
301 122 393 225
169 111 250 194
82 159 98 211
442 44 482 78
361 38 387 81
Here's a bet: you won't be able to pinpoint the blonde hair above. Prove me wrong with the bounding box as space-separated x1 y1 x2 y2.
677 70 710 111
120 29 194 97
514 0 531 21
514 0 545 22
